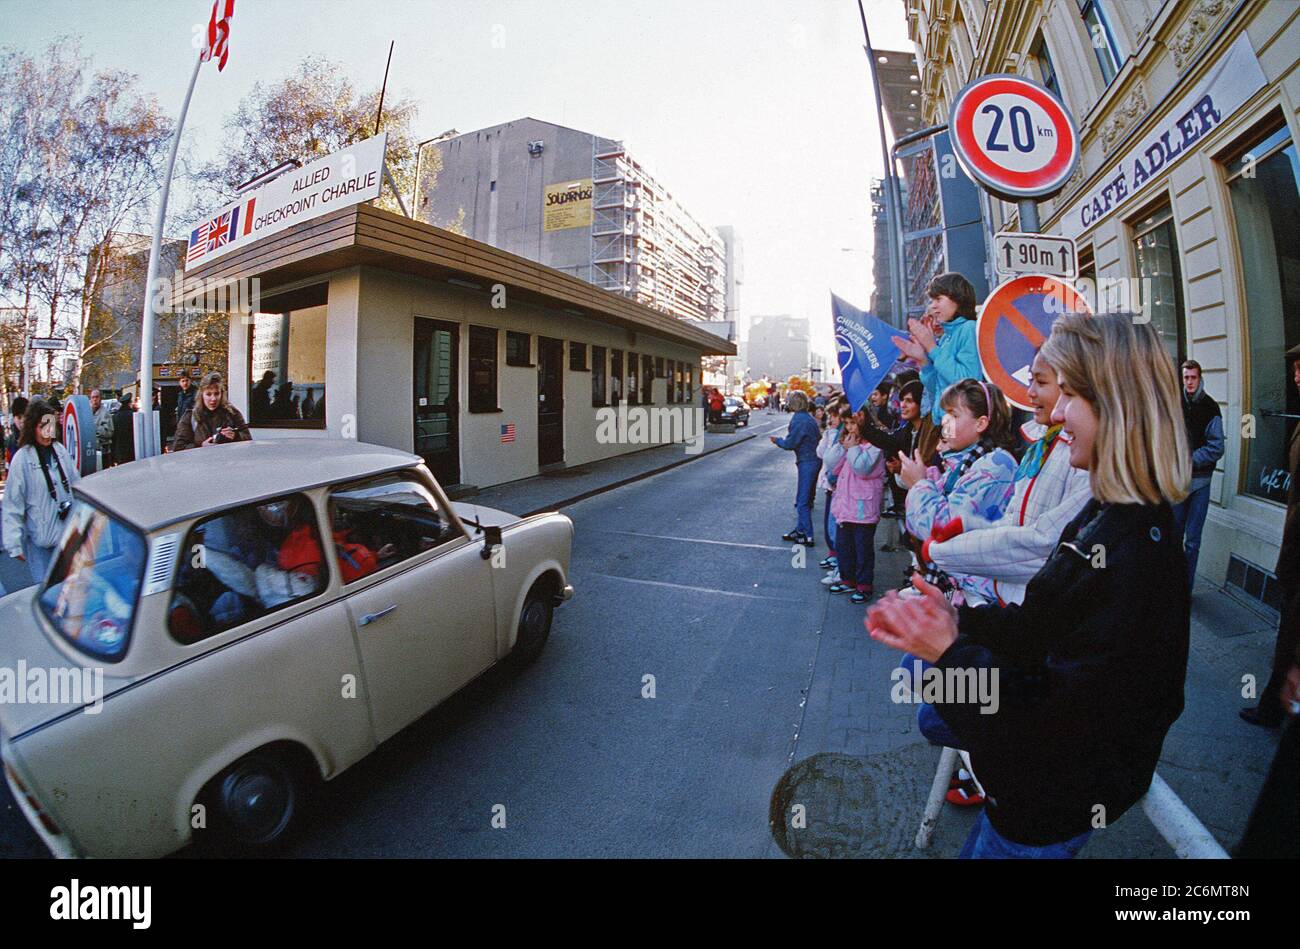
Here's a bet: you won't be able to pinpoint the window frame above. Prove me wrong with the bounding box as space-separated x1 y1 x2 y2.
326 471 468 589
610 349 624 403
641 354 655 405
591 345 607 407
626 350 639 405
569 341 589 372
468 325 501 413
245 283 329 431
166 492 330 646
1078 0 1122 87
1031 33 1063 104
505 331 532 368
1129 200 1187 365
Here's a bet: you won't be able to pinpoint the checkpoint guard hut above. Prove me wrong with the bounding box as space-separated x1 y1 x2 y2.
174 202 733 492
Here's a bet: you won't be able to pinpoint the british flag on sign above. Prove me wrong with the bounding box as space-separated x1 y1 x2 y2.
187 206 239 264
500 424 516 444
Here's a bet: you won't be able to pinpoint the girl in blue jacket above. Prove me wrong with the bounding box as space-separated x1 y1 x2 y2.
893 272 984 425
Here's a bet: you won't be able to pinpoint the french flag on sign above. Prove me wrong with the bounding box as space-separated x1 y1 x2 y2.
500 424 516 444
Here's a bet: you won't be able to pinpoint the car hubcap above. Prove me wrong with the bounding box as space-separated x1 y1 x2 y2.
221 761 293 843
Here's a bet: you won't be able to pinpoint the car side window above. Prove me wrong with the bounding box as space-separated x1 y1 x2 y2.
168 493 328 645
328 474 462 584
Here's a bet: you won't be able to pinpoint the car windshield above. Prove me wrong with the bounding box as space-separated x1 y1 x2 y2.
38 501 146 662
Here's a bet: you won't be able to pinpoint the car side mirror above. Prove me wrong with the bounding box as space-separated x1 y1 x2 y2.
480 525 503 560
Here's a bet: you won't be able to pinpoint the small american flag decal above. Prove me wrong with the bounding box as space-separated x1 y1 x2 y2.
500 424 516 444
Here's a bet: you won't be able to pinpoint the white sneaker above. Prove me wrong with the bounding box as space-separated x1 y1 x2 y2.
821 570 840 586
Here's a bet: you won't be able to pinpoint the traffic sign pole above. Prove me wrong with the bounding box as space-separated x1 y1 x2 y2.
1018 199 1040 234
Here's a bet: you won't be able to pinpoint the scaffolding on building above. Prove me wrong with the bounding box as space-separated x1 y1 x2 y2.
591 136 725 323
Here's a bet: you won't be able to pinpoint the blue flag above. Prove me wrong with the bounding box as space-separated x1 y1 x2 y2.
832 293 901 413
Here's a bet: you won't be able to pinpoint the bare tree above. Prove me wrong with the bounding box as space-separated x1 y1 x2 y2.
196 55 427 217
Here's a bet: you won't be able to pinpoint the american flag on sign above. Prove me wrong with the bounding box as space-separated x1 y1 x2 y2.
187 206 240 263
500 424 516 444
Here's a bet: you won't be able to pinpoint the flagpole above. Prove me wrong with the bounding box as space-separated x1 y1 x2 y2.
137 49 203 458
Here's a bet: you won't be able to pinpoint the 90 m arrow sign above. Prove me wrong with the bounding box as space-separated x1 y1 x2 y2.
994 231 1078 279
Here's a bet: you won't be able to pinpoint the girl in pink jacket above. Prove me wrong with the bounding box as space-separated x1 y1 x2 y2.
825 410 886 604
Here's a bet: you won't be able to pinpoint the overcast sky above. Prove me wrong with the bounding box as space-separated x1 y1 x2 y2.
3 0 914 368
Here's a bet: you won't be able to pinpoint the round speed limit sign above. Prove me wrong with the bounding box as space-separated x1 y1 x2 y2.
950 74 1080 200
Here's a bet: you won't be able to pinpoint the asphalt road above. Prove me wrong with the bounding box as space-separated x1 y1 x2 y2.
2 415 844 858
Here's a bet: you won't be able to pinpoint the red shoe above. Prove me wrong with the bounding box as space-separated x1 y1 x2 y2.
945 785 985 807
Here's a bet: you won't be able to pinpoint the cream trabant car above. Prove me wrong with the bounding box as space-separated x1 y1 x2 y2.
0 439 573 857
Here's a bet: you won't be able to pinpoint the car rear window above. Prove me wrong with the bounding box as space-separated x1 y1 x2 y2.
38 501 146 662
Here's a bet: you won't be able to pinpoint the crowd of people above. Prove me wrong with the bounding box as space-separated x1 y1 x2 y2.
3 372 252 584
768 271 1300 859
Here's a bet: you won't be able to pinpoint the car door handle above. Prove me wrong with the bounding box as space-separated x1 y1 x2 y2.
358 605 397 627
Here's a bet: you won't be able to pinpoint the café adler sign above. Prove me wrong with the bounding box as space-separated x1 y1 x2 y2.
1059 34 1266 240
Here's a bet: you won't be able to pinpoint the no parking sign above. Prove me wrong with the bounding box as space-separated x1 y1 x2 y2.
977 276 1091 410
950 74 1080 201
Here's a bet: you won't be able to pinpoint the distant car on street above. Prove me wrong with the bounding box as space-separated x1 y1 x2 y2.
0 439 573 857
720 397 750 427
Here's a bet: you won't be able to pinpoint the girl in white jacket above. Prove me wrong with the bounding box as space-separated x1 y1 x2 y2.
2 400 81 583
920 351 1092 605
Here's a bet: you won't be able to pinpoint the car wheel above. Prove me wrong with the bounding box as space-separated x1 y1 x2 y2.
509 586 553 667
200 751 306 854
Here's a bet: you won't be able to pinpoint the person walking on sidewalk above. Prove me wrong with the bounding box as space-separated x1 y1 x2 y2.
170 373 197 450
1240 342 1300 728
111 391 136 466
1173 359 1223 588
90 388 114 468
866 312 1191 859
770 390 820 546
3 400 81 583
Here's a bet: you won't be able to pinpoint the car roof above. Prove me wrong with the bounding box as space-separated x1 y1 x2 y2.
76 438 423 531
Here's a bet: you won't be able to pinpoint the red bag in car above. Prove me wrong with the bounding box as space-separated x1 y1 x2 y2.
332 531 378 583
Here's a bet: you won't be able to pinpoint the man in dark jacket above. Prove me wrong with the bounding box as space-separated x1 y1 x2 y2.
1174 360 1224 587
170 373 197 449
111 391 136 466
1241 342 1300 728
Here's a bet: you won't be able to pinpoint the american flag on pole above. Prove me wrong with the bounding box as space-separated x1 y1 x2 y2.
500 424 516 444
200 0 235 71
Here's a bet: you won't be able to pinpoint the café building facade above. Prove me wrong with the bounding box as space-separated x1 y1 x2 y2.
175 203 733 492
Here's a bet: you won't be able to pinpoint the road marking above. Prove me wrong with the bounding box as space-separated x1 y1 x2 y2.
588 573 792 601
590 529 790 552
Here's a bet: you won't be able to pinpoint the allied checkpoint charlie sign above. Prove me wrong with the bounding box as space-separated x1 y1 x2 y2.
185 133 387 269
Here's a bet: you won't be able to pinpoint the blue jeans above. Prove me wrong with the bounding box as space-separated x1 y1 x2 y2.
794 461 819 538
837 522 876 591
1173 481 1211 586
897 654 962 746
959 811 1092 859
823 491 837 554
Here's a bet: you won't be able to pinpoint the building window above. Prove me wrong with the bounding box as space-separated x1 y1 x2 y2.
592 345 607 406
666 360 676 402
1031 33 1062 103
1131 204 1186 366
627 351 639 404
1226 124 1300 504
169 493 326 644
610 349 623 403
248 284 328 428
505 331 531 367
686 365 695 403
642 354 654 405
569 341 588 372
468 325 499 412
1078 0 1121 86
676 362 684 403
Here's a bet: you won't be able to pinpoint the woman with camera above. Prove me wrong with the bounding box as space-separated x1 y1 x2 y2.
172 372 252 451
3 400 81 583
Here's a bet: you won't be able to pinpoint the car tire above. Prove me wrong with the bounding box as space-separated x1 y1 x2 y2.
509 586 553 668
196 750 308 856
